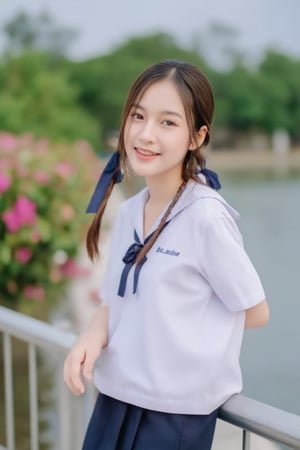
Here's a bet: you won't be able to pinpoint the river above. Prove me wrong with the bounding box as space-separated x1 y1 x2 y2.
220 170 300 420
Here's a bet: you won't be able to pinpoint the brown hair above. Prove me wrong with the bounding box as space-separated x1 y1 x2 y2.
87 60 214 261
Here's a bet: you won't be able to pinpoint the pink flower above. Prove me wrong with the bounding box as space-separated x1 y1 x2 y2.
34 170 50 185
15 196 37 225
0 132 18 151
15 247 32 264
59 258 90 278
2 196 37 232
55 161 75 178
0 172 11 193
2 209 21 232
23 285 45 302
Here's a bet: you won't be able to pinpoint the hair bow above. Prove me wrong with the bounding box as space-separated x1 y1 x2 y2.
86 152 123 213
198 167 221 190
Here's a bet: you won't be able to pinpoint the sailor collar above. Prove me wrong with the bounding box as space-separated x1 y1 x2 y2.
117 182 239 298
130 181 239 243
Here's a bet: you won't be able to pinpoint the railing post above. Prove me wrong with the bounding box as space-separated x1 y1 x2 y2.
242 429 251 450
3 333 15 450
58 359 72 450
28 344 39 450
81 384 96 434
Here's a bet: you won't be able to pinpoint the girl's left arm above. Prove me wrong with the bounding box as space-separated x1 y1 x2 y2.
245 299 269 329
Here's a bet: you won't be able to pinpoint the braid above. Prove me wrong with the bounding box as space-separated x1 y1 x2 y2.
86 177 116 260
182 150 206 182
135 181 187 265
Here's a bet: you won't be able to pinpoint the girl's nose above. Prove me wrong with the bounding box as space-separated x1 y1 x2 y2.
139 121 156 143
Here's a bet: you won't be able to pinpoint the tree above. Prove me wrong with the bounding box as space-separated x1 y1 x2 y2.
218 65 262 130
3 10 78 58
256 51 300 137
0 51 98 143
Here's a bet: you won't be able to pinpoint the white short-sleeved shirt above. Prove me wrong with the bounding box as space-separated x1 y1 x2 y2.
93 181 265 414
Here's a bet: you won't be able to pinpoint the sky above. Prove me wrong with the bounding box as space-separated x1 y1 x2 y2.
0 0 299 64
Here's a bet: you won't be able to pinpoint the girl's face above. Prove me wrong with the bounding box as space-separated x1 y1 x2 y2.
124 79 192 186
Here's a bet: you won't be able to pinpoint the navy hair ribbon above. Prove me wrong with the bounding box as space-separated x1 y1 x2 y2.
86 151 123 213
198 168 221 190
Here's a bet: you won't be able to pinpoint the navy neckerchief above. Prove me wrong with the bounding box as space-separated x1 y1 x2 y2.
118 230 148 297
118 224 169 298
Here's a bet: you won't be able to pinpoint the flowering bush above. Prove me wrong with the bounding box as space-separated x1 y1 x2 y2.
0 131 102 307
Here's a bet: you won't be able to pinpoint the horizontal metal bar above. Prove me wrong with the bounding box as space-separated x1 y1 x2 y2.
0 306 76 354
219 394 300 449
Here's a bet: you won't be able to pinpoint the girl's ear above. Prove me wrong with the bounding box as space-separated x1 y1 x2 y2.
189 125 208 150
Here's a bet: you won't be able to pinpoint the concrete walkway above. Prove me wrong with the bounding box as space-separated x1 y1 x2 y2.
212 421 278 449
66 186 278 450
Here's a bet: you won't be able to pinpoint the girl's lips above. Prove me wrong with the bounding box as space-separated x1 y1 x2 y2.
134 147 160 160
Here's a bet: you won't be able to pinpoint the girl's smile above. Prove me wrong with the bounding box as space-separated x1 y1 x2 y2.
134 146 161 160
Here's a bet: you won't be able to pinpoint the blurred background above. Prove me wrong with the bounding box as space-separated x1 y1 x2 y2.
0 1 299 449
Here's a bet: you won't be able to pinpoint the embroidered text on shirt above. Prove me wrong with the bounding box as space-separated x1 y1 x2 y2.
156 247 180 256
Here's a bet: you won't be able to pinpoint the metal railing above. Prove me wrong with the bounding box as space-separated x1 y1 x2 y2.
1 305 300 450
0 306 96 450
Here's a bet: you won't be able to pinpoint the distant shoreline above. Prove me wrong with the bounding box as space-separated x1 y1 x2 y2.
207 148 300 172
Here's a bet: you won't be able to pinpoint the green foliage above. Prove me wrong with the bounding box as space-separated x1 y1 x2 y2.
256 52 300 136
0 51 99 144
211 65 264 130
210 51 300 138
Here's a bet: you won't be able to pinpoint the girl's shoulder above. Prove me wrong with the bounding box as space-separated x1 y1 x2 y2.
187 184 243 244
180 182 240 225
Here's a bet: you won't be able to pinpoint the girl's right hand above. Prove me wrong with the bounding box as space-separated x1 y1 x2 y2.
63 331 104 395
63 304 108 395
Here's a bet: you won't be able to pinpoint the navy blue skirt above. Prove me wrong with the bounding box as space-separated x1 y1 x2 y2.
82 394 218 450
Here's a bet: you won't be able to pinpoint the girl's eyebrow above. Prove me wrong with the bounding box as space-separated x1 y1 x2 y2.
132 103 184 119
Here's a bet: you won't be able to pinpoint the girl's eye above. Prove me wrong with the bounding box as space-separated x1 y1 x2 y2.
162 119 176 126
131 112 143 120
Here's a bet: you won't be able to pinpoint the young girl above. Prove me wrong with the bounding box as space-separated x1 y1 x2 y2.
64 60 269 450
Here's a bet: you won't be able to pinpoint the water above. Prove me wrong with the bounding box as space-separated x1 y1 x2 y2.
220 171 300 417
